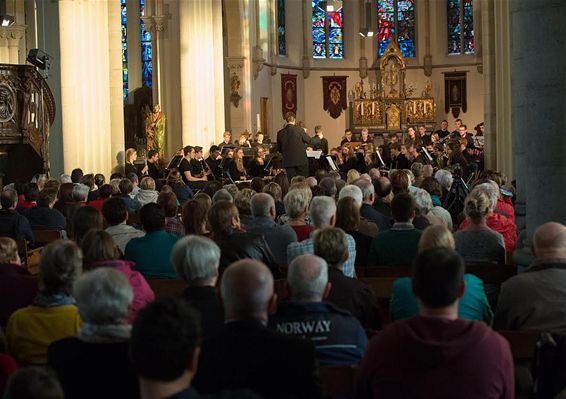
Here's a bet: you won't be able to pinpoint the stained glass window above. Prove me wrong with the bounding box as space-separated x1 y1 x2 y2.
312 0 343 59
140 0 153 87
121 0 128 100
448 0 474 55
277 0 286 55
378 0 415 58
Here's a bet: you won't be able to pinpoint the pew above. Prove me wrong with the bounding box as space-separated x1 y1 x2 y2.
32 229 64 246
146 279 186 298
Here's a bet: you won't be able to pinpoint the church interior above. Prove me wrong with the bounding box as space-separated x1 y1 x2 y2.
0 0 566 397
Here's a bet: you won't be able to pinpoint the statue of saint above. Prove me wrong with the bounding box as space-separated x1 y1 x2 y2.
145 104 166 158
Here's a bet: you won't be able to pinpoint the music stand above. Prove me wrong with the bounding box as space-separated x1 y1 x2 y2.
326 156 338 171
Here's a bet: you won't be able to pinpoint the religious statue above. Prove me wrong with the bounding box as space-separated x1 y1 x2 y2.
422 79 433 98
145 104 166 158
382 59 400 98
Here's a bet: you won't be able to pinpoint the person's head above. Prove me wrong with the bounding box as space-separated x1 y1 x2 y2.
71 206 104 243
273 172 290 197
309 196 337 229
131 298 202 384
58 182 74 203
147 150 159 163
361 127 369 139
182 199 211 235
183 145 194 158
407 126 416 138
412 248 465 312
472 182 498 212
391 192 416 223
411 162 423 180
389 170 410 195
71 168 84 184
262 182 282 202
344 129 352 140
319 177 337 198
72 183 89 202
420 176 442 198
39 240 83 296
285 112 296 123
60 173 72 184
23 183 39 202
287 254 330 302
212 188 233 203
127 172 139 186
0 237 20 265
418 126 426 136
44 178 60 193
101 197 128 226
157 191 178 218
220 259 276 322
463 190 491 224
237 134 248 146
37 189 57 209
354 178 375 205
412 188 433 216
374 176 392 199
338 184 363 207
256 132 264 142
223 131 232 143
234 188 255 216
140 176 156 191
1 188 18 209
251 192 276 220
94 173 105 188
458 125 468 136
313 227 348 270
314 125 323 137
166 169 184 187
418 225 455 253
532 222 566 259
388 132 399 143
346 169 360 184
435 169 453 192
171 236 220 286
454 118 462 129
81 229 120 265
209 200 240 236
80 174 95 190
390 143 401 157
441 120 448 130
139 203 165 232
98 184 113 200
3 367 64 399
125 148 137 164
118 178 134 197
74 267 132 325
335 196 360 232
283 188 310 220
250 176 266 193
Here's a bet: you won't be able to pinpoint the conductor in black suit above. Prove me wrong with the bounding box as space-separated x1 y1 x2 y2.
194 259 322 399
276 112 312 179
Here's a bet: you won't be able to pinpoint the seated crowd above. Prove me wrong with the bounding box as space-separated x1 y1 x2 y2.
0 155 564 399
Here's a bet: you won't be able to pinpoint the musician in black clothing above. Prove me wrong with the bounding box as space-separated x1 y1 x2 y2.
311 125 329 155
249 146 268 178
417 125 432 147
340 129 353 146
178 146 208 185
205 145 223 179
146 150 161 180
228 147 248 181
390 143 412 170
360 128 371 145
190 146 212 181
435 120 451 139
218 131 233 149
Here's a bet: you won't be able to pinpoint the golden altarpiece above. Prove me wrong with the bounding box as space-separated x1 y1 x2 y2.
351 42 436 132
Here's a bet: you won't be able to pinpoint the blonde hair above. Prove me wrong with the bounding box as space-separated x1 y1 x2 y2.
140 176 156 190
346 169 360 184
418 225 455 253
0 237 18 263
125 148 137 163
464 190 490 222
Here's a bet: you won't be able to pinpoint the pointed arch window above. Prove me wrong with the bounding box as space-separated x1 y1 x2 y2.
447 0 474 55
277 0 286 55
312 0 344 59
140 0 153 87
377 0 416 58
121 0 128 100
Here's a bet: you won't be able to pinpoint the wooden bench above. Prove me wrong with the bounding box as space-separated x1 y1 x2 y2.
32 229 64 246
321 365 359 399
146 279 186 298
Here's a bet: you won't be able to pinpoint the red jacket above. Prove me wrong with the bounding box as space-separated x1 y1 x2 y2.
459 213 517 252
496 197 515 222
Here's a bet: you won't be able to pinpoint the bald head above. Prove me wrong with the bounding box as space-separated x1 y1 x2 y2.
220 259 275 322
287 255 329 301
533 222 566 259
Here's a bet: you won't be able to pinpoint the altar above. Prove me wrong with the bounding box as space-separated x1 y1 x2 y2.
350 42 436 132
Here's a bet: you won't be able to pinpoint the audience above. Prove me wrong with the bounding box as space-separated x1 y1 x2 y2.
124 203 180 279
354 178 390 231
118 178 142 213
373 176 392 217
182 198 212 237
17 183 38 210
21 189 66 232
134 176 159 206
356 248 514 399
86 184 112 212
0 237 38 327
494 222 566 331
212 188 233 203
158 191 185 236
234 188 256 228
70 205 103 245
194 259 321 398
288 196 357 278
455 189 506 263
283 187 313 241
166 169 193 203
0 189 34 246
102 197 145 253
335 196 373 267
262 181 285 217
48 268 139 399
270 254 367 366
3 366 64 399
390 225 493 323
171 236 224 338
81 229 154 322
208 201 279 276
6 240 82 365
247 193 298 267
368 193 422 266
313 228 380 329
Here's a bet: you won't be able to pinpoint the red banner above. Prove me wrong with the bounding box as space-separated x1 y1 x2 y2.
281 74 297 118
322 76 348 119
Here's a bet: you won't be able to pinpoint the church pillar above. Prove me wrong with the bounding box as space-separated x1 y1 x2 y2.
179 0 225 147
58 0 123 175
126 0 142 94
510 0 566 240
108 0 126 164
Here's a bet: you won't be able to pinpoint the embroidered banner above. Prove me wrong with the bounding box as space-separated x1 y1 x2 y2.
444 71 467 118
322 76 348 119
281 74 297 118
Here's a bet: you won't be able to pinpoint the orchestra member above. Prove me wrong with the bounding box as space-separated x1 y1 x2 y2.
417 125 432 146
190 146 212 181
145 150 161 180
237 133 252 148
360 128 371 145
218 131 232 148
435 120 450 139
451 118 463 135
178 146 207 185
253 132 268 147
249 146 269 178
405 126 418 148
390 143 412 170
229 147 248 181
205 145 223 179
125 148 139 177
457 125 474 148
311 125 329 155
221 148 234 173
340 129 353 146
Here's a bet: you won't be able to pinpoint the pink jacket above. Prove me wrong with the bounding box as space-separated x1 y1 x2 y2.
86 260 155 323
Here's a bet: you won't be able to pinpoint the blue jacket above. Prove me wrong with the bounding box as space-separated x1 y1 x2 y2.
124 230 180 279
269 301 367 366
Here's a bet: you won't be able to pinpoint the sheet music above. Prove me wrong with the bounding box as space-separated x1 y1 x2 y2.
306 150 322 159
375 150 386 167
326 156 338 171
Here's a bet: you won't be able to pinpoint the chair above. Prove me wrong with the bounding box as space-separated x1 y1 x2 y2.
32 229 63 246
146 279 186 298
359 276 398 300
360 265 411 278
320 365 358 399
465 263 517 285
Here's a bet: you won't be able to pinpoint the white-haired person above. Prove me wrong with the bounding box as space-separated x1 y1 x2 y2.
283 187 313 241
171 236 224 339
48 268 139 399
6 241 82 365
411 188 445 230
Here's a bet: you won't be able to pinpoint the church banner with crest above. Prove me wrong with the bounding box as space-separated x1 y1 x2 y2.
322 76 348 119
281 74 297 118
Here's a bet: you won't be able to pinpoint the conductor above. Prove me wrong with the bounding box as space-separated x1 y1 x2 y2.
276 112 311 179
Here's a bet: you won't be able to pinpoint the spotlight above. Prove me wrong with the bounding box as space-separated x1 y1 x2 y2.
359 28 374 38
27 49 52 71
0 15 14 27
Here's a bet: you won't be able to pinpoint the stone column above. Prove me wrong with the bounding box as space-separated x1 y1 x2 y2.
7 26 25 64
510 0 566 241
